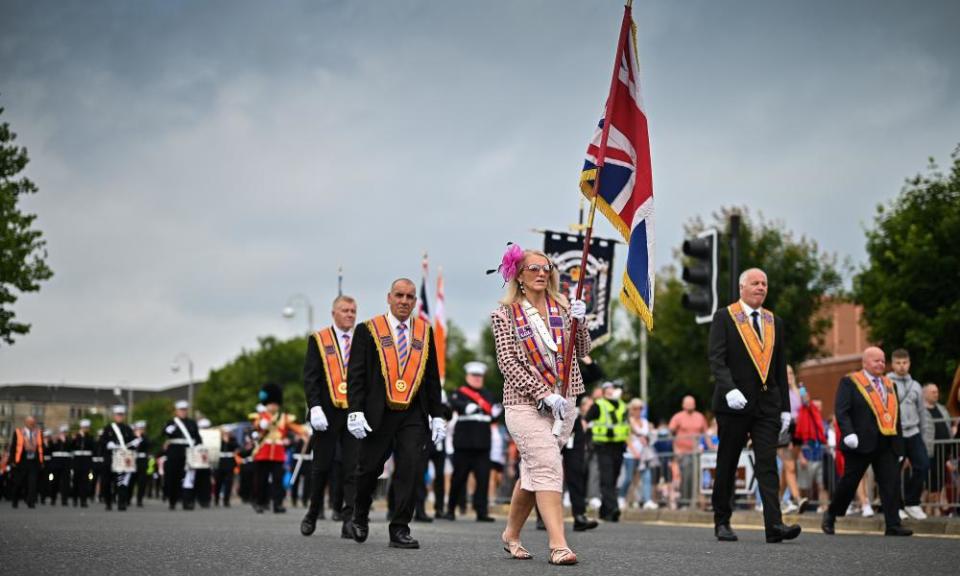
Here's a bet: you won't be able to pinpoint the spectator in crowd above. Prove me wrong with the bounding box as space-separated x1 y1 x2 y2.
619 398 658 510
652 420 675 507
794 390 827 512
921 383 953 516
668 395 710 509
584 381 629 522
887 349 928 520
780 365 805 514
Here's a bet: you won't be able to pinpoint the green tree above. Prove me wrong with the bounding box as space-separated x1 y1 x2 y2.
131 396 174 449
196 335 308 424
0 104 53 345
854 145 960 385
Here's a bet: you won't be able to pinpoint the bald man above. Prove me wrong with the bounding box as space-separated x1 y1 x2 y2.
822 347 911 537
708 268 799 543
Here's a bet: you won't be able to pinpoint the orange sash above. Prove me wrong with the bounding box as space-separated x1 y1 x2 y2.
367 315 431 410
314 328 349 409
727 302 775 388
850 372 898 436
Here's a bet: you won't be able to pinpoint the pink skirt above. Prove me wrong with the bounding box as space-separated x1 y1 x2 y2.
505 404 576 493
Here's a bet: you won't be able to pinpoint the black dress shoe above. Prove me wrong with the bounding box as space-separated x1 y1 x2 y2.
766 523 802 543
352 515 369 543
341 521 355 539
885 525 913 537
821 512 835 535
331 511 343 522
301 514 318 536
414 512 435 523
573 515 599 532
476 515 495 523
389 530 420 549
438 511 456 521
254 505 264 514
536 517 546 531
273 506 287 514
715 524 738 542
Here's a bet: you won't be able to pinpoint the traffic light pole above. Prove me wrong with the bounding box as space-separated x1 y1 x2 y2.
729 213 741 302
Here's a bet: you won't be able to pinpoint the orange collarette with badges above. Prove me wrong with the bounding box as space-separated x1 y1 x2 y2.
850 372 899 436
314 328 349 409
366 315 431 410
727 302 776 389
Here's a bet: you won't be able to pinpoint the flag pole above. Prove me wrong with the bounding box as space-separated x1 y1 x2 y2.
559 1 633 399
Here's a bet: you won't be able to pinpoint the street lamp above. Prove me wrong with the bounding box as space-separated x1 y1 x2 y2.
171 353 194 417
283 293 314 335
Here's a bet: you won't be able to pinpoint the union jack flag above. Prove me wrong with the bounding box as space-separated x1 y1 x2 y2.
580 4 655 330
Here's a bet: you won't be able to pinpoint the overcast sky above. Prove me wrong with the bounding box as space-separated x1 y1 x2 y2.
1 0 958 389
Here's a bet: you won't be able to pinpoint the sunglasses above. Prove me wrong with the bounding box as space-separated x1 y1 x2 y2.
524 264 553 273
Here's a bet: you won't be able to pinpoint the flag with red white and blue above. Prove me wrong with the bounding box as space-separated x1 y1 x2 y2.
580 5 655 330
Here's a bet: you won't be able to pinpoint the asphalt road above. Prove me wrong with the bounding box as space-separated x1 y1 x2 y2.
1 500 956 576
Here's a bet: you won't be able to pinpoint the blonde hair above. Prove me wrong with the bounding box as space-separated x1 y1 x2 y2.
499 249 569 307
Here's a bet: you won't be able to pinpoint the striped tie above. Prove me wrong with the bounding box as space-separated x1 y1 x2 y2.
342 333 351 364
397 322 408 368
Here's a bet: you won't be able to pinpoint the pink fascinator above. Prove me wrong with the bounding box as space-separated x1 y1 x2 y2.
486 242 524 285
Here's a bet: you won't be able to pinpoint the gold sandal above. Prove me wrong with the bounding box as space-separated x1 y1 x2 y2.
502 538 533 560
549 547 578 565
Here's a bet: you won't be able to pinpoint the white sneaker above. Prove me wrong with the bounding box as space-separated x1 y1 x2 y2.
643 500 659 510
754 502 764 512
899 509 908 520
783 502 799 514
562 492 571 508
617 496 626 509
904 505 928 520
862 504 875 518
846 503 858 515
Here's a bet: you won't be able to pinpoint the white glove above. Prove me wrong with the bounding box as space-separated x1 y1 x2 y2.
431 417 447 445
725 389 748 410
106 441 118 450
258 418 270 430
843 434 859 449
542 393 569 421
347 412 372 439
780 412 792 435
164 424 176 435
310 406 328 431
465 403 478 415
130 437 143 448
570 299 587 321
491 404 504 419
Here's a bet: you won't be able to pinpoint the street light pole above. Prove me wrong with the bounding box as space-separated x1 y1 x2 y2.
283 293 315 335
172 353 195 417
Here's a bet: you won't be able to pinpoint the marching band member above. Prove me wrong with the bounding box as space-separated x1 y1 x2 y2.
52 424 73 506
163 400 203 510
133 420 152 507
301 295 361 538
346 278 445 549
100 405 136 511
491 245 589 565
215 427 239 507
70 419 95 507
250 383 306 514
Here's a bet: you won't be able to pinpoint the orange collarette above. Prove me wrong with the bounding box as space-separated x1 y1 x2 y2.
727 302 776 389
850 372 899 436
314 328 349 409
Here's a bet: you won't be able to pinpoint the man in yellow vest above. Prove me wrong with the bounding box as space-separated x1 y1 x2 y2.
585 381 629 522
822 346 911 536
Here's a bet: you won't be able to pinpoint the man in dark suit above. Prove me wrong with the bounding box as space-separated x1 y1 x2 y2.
822 347 911 536
300 294 361 539
708 267 800 543
346 278 445 549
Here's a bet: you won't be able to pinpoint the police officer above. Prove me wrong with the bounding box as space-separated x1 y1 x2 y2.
441 361 500 522
584 381 629 522
71 419 96 507
163 400 203 510
100 405 136 511
132 421 152 507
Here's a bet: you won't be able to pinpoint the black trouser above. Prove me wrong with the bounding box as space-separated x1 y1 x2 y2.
239 463 254 502
11 459 40 506
563 443 588 517
73 462 91 505
102 472 132 509
418 446 447 516
829 439 902 528
354 409 427 534
195 469 212 507
135 462 149 504
595 443 625 518
308 416 359 521
713 412 782 531
254 460 285 510
165 456 187 508
215 465 235 505
447 449 491 517
901 433 929 507
58 463 72 504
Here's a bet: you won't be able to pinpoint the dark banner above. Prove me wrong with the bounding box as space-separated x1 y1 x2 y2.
543 230 616 346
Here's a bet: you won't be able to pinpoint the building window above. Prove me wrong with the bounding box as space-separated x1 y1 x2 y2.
31 405 45 419
0 403 11 417
0 422 10 438
69 406 86 420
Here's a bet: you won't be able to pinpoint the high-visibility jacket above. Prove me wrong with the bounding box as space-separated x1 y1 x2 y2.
591 398 629 444
13 427 45 464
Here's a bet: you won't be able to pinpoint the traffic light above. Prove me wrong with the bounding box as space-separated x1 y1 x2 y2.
681 229 719 324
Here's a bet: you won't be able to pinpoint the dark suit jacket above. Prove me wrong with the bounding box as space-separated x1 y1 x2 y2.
346 319 444 430
834 375 904 456
303 327 350 415
709 306 788 416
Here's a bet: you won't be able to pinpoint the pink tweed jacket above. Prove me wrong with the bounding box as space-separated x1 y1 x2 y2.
492 303 591 406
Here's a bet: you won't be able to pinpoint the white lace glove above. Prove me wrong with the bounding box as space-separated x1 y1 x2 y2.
570 299 587 321
310 406 328 431
465 403 478 415
843 434 859 450
542 393 569 420
725 389 748 410
431 417 447 445
106 441 118 450
780 412 792 435
347 412 372 439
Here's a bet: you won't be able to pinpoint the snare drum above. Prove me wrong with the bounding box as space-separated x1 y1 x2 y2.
111 448 136 473
187 446 210 469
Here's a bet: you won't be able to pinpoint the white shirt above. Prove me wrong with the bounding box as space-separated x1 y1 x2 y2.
739 300 764 340
864 370 887 402
333 325 354 354
386 311 413 347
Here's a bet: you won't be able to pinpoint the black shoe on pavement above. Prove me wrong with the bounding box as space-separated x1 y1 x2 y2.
715 524 738 542
253 504 264 514
438 511 456 521
389 528 420 549
821 512 835 535
885 526 913 537
476 515 495 523
573 515 599 532
273 506 287 514
352 514 369 543
766 523 802 543
341 521 355 539
414 511 435 523
301 513 318 536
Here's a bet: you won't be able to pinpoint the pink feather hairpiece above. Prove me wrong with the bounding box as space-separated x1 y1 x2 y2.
485 242 524 285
